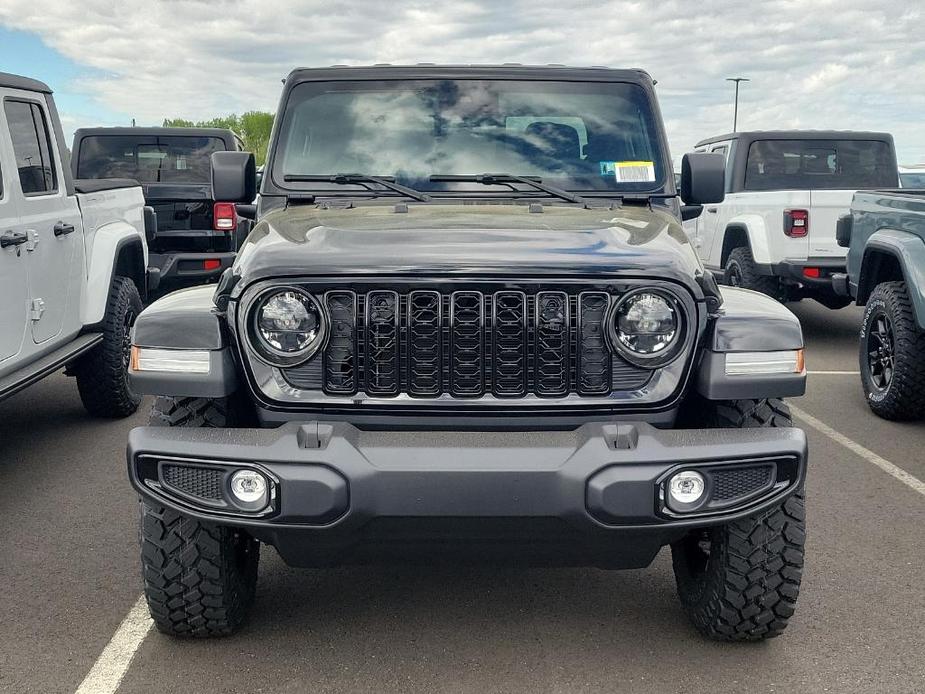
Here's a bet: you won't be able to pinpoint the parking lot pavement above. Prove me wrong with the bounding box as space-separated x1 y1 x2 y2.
1 299 924 694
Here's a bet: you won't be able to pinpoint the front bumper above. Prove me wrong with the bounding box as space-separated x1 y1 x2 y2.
127 421 807 568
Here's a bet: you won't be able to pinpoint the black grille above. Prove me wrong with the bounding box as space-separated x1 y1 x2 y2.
161 464 223 501
365 291 400 395
323 291 357 394
296 288 652 399
492 292 527 397
408 291 442 396
711 465 774 502
576 292 612 395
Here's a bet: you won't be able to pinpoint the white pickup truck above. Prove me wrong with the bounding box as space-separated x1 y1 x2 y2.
0 71 150 417
683 130 898 308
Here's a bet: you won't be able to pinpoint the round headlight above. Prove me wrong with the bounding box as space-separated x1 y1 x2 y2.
612 290 682 365
251 289 325 365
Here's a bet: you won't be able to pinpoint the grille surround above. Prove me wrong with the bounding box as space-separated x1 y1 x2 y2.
238 278 699 412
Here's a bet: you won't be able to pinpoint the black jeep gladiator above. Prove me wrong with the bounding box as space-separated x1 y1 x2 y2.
127 65 808 641
72 127 249 294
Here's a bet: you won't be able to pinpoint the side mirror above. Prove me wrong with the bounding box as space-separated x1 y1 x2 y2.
211 151 256 203
255 168 264 190
680 152 725 205
836 214 853 248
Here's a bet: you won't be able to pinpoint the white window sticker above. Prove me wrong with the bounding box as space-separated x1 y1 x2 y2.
614 161 656 183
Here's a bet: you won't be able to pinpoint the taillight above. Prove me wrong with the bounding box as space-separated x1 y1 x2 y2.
203 259 222 271
213 202 237 232
783 209 808 237
803 267 821 279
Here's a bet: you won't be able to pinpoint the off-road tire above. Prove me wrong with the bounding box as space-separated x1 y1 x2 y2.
142 394 259 637
859 281 925 420
724 246 781 299
141 502 259 637
74 276 143 418
672 397 805 641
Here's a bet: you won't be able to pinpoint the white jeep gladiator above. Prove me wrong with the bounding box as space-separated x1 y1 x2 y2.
0 71 150 417
683 130 898 307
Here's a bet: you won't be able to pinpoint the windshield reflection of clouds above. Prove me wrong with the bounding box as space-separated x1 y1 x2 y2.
280 80 664 191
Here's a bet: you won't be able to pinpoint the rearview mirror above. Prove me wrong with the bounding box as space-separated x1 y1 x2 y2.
211 151 256 203
680 152 725 205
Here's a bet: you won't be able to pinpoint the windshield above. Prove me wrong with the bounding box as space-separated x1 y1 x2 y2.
900 172 925 188
274 79 667 194
76 135 227 183
744 139 897 191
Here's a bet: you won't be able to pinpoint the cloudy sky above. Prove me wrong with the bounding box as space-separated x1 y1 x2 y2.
1 0 923 164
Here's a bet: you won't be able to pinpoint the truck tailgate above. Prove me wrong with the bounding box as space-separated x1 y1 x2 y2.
808 190 854 258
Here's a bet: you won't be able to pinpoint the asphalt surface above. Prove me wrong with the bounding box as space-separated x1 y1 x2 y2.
1 300 924 694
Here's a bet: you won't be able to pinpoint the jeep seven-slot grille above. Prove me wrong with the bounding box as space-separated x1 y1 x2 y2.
287 289 651 399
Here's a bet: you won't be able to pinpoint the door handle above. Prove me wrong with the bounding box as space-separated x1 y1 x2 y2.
706 207 718 214
54 221 76 237
1 231 28 249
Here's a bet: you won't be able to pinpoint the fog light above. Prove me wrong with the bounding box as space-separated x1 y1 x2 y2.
668 470 706 506
230 470 268 505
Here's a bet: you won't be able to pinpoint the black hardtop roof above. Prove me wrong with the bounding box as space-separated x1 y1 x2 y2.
73 126 237 140
696 130 894 147
0 71 52 94
284 64 654 87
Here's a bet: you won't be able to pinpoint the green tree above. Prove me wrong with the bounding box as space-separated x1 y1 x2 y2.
162 112 274 165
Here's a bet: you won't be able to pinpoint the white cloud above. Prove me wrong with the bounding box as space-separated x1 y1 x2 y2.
2 0 925 163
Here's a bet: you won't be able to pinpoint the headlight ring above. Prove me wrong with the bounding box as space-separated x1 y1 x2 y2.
248 287 326 367
608 288 686 368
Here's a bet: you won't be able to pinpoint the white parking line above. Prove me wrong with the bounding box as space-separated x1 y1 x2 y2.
74 596 152 694
791 404 925 497
807 370 860 375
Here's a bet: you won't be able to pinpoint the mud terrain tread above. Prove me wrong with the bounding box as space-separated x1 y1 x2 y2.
74 276 142 418
140 502 258 637
724 246 781 298
860 281 925 420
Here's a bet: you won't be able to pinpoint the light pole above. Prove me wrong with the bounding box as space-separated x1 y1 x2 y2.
726 77 749 132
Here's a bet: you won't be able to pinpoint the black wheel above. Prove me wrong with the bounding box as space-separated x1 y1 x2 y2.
74 276 143 418
860 281 925 421
672 398 805 641
724 247 781 299
141 394 259 637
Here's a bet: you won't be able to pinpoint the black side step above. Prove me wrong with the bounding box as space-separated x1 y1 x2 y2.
0 333 103 402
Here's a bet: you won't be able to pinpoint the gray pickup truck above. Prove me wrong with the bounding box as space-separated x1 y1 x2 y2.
834 190 925 419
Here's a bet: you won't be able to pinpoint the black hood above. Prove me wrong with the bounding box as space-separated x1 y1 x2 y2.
232 202 706 294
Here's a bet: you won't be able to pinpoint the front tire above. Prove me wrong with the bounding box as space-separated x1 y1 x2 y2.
672 398 805 641
74 276 143 418
141 503 259 637
141 395 259 637
859 281 925 421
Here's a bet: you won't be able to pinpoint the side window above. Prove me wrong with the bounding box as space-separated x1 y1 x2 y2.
3 99 58 195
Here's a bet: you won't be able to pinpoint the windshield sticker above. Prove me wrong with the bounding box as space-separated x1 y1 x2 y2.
614 161 656 183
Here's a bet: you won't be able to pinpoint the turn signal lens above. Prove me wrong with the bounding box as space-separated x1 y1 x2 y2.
130 346 210 374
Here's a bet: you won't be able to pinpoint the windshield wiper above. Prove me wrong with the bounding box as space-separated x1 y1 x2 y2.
429 173 586 204
283 173 431 202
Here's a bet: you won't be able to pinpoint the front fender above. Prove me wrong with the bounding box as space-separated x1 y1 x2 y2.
724 214 772 264
82 221 147 325
130 286 239 398
860 229 925 330
696 286 805 400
